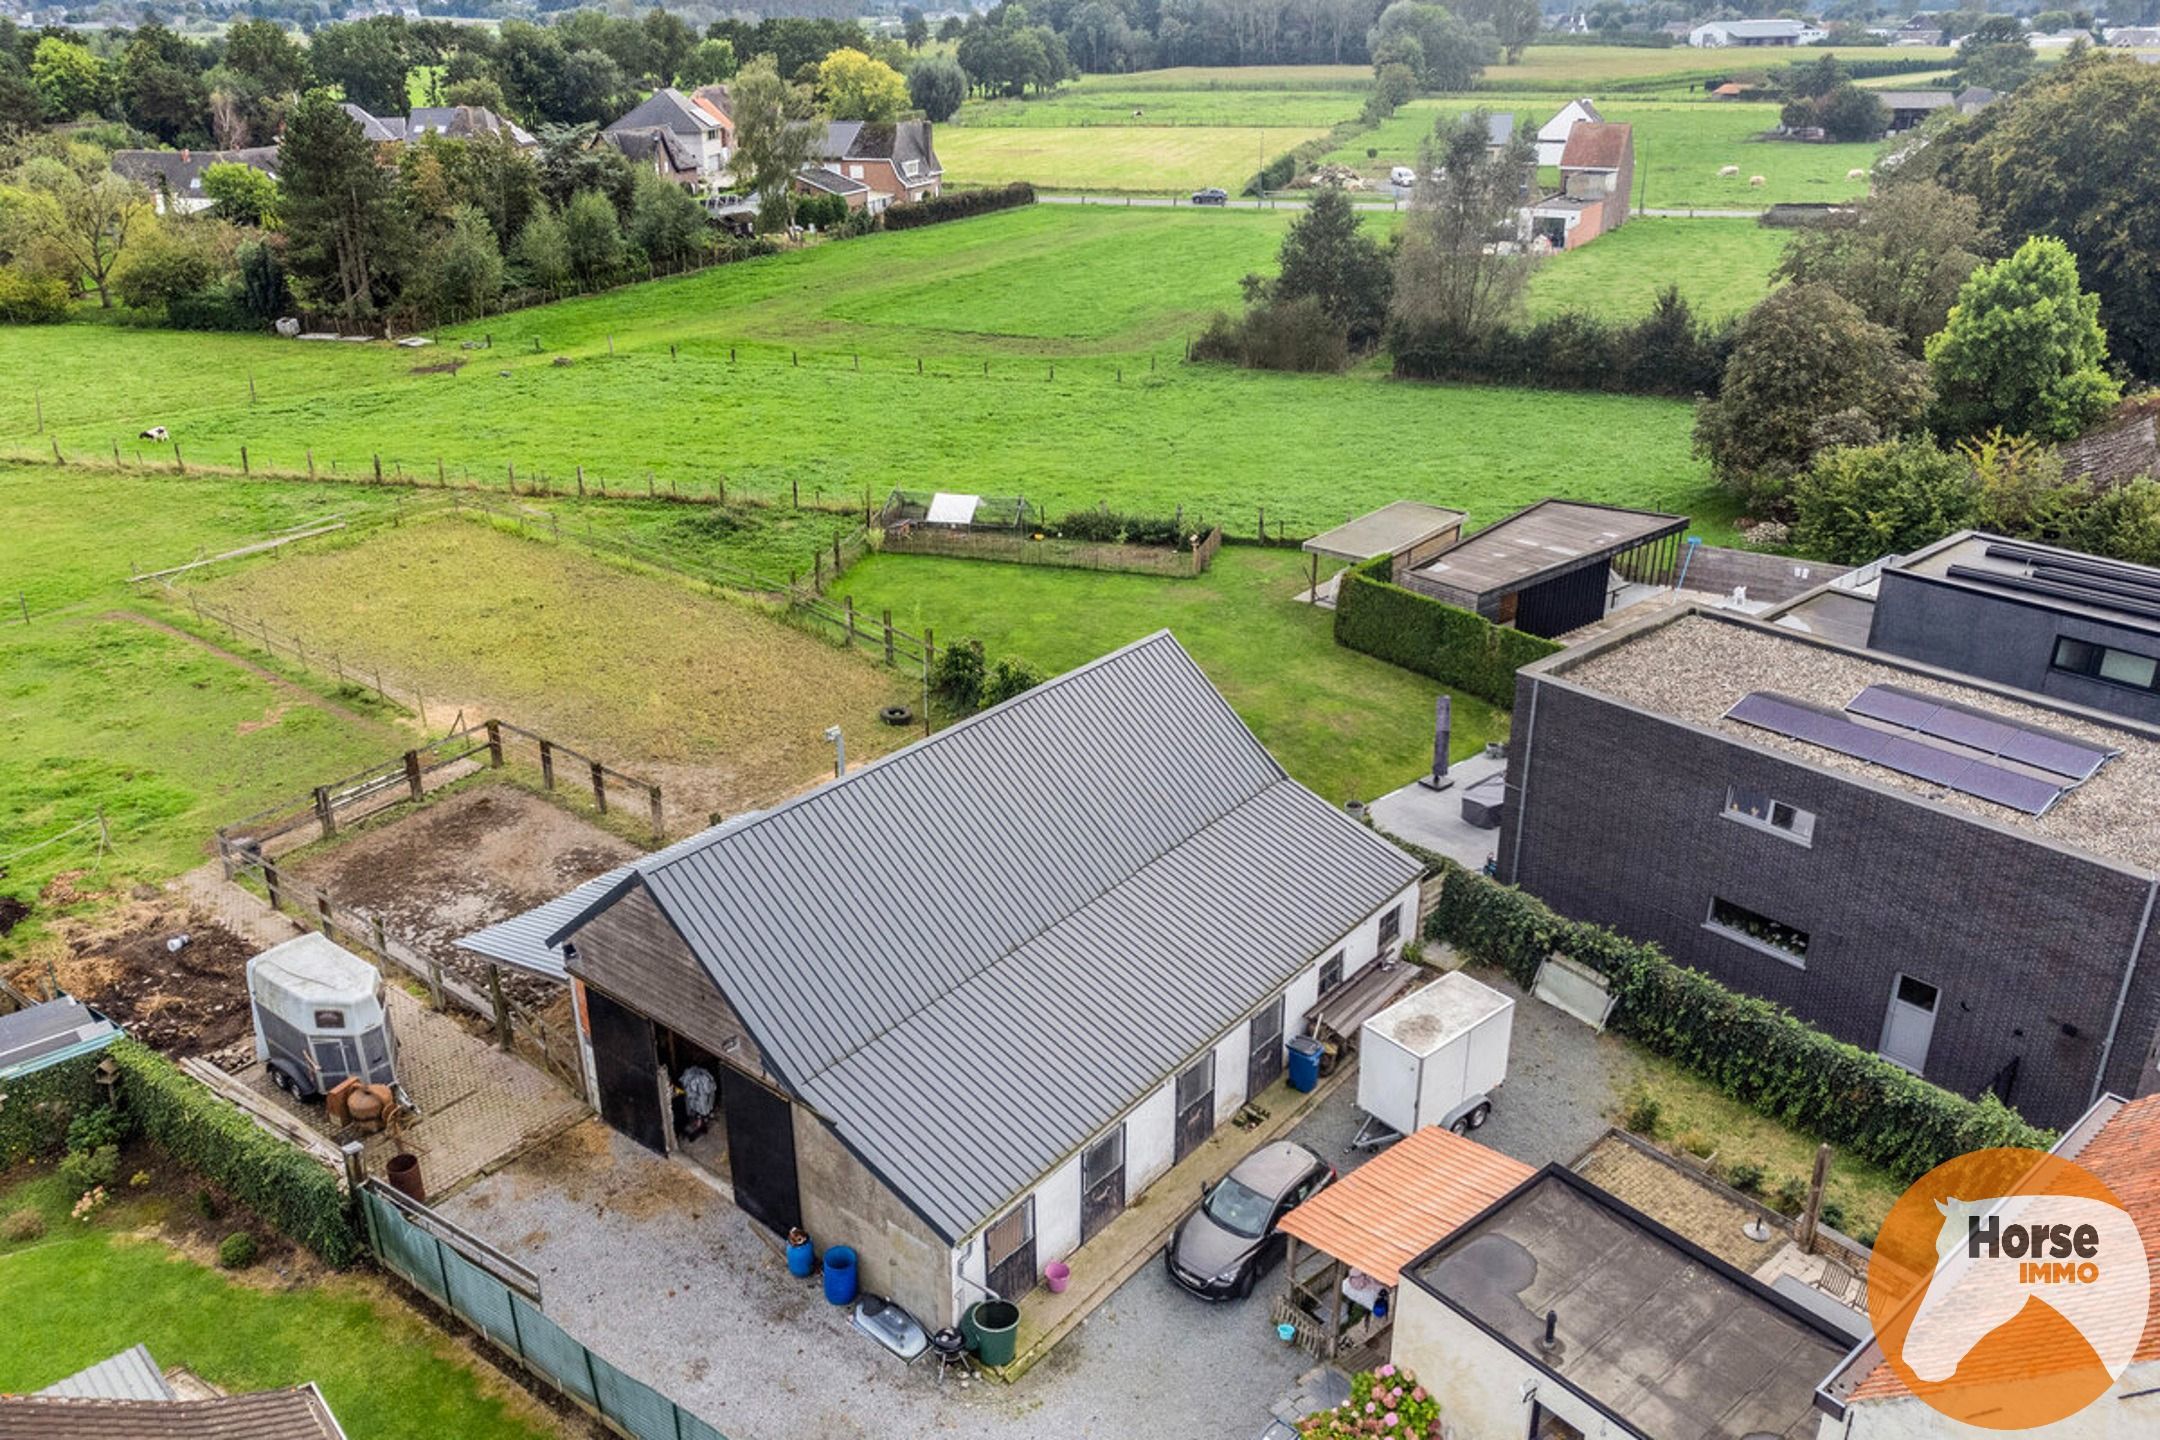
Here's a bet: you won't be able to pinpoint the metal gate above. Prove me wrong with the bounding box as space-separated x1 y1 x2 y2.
1246 996 1285 1099
1079 1126 1126 1246
587 987 665 1154
1174 1053 1215 1164
720 1070 801 1236
985 1196 1037 1302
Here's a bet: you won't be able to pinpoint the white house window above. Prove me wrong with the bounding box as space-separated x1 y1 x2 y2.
1705 896 1810 966
1318 952 1344 995
1379 906 1402 948
1723 786 1815 844
902 159 920 178
848 163 864 179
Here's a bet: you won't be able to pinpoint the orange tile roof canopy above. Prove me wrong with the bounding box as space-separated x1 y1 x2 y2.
1278 1126 1534 1287
1559 121 1631 170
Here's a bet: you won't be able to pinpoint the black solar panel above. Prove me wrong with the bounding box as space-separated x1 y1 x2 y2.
1846 685 2115 782
1725 692 2067 816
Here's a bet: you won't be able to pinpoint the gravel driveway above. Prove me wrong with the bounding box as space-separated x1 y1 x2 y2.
438 964 1633 1440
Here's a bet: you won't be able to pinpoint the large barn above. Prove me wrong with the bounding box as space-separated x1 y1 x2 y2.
511 631 1423 1327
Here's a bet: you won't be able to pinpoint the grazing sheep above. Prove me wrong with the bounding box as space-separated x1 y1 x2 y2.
1748 175 1766 188
1719 165 1740 177
139 426 169 441
1847 167 1868 180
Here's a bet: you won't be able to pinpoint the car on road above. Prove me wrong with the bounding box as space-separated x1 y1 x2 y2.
1389 166 1416 189
1164 1141 1335 1299
1191 187 1229 206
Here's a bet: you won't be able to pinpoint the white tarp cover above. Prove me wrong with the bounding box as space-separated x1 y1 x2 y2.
925 492 981 526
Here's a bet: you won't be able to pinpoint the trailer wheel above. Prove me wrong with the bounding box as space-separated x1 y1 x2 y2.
1465 1101 1492 1131
1449 1114 1472 1135
269 1065 296 1095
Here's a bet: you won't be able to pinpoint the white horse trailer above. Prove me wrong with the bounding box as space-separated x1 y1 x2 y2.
1353 971 1512 1149
247 933 398 1101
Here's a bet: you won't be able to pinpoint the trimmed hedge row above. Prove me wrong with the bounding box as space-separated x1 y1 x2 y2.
1424 861 2053 1181
0 1049 104 1167
884 182 1036 230
1333 555 1561 708
1392 297 1735 400
108 1039 362 1266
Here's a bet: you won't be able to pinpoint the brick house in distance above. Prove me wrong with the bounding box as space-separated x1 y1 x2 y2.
814 120 942 212
1526 121 1632 251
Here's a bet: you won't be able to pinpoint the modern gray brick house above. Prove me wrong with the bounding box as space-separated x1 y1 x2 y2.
1866 531 2160 728
1496 607 2160 1127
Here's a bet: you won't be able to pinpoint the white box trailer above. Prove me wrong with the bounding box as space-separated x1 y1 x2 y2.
1355 971 1512 1147
247 933 398 1102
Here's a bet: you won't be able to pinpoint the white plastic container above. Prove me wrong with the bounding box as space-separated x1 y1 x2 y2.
1357 971 1513 1138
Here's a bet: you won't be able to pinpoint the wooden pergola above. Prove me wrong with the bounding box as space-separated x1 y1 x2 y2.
1270 1126 1534 1363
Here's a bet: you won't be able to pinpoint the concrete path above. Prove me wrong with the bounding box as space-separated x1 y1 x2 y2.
1367 755 1507 871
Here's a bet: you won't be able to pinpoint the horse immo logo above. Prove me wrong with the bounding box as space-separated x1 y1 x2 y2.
1868 1148 2150 1429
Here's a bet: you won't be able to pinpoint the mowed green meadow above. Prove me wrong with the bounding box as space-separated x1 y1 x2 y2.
0 205 1725 538
1528 218 1788 320
1470 42 1957 93
937 124 1332 190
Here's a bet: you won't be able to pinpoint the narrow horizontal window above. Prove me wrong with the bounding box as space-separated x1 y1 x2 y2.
1706 897 1810 966
1724 787 1815 844
2052 635 2160 693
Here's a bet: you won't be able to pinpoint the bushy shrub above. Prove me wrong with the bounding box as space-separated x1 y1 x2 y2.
1424 861 2053 1181
0 1052 102 1168
1790 438 1979 564
59 1144 119 1194
1725 1161 1766 1195
1621 1089 1664 1137
1298 1364 1440 1439
1772 1175 1810 1216
1393 287 1733 400
65 1106 125 1154
1191 296 1349 373
0 266 69 323
1055 510 1194 549
882 182 1034 231
217 1231 259 1269
932 638 986 709
1332 556 1561 709
981 657 1045 708
795 191 850 229
1 1209 45 1243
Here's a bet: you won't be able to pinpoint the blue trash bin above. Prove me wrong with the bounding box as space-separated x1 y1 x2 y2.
1286 1036 1324 1093
823 1245 859 1305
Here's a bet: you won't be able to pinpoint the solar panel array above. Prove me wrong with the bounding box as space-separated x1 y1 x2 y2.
1724 693 2068 816
1845 685 2117 782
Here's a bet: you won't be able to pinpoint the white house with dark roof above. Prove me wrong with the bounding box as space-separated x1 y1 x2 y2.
1535 97 1601 168
499 631 1423 1330
110 146 279 214
603 86 734 189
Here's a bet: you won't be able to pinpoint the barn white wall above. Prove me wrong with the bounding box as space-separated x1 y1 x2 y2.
1212 1026 1249 1125
1034 1150 1084 1274
1394 1284 1628 1440
1124 1080 1177 1195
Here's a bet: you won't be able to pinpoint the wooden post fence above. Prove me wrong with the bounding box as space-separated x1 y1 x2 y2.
590 760 607 814
539 739 555 790
486 719 504 768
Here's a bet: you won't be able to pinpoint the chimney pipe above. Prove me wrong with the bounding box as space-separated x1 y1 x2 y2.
1539 1310 1560 1352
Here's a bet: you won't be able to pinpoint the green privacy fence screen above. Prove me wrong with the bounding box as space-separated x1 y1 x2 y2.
360 1182 728 1440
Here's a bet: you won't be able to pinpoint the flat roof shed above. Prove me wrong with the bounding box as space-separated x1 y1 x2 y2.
1300 501 1468 604
1403 499 1688 638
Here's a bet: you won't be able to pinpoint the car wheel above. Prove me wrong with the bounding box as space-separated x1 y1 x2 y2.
1233 1264 1256 1300
1467 1101 1493 1131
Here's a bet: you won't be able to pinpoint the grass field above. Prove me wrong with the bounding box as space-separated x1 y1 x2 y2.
0 207 1727 539
192 517 916 814
1527 218 1787 320
937 124 1331 190
1474 42 1956 93
0 1167 563 1440
955 87 1364 129
833 547 1505 805
1324 95 1881 208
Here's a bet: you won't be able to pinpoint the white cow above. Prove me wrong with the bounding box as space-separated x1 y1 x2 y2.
139 426 169 441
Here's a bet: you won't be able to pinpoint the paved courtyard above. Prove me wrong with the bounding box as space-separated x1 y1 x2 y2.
436 965 1636 1440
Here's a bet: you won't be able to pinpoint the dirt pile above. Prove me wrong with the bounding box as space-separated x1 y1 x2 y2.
6 908 258 1057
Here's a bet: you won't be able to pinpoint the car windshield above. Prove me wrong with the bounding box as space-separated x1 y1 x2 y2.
1203 1175 1275 1239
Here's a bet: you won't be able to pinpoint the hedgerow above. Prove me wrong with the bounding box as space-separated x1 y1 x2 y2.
1332 555 1560 708
0 1050 104 1167
883 182 1036 230
1423 860 2053 1180
108 1039 362 1266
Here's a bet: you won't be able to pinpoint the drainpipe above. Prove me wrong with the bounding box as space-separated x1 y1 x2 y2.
2090 876 2157 1107
1675 535 1703 593
1506 676 1542 885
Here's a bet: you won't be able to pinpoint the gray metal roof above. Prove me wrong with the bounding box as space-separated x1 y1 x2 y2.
552 632 1422 1239
456 818 759 982
38 1345 174 1402
0 997 120 1077
1303 501 1467 564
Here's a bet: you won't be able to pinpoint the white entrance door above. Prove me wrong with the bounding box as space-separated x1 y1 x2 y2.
1879 974 1940 1073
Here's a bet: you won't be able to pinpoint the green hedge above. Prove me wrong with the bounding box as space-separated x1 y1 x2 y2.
1333 555 1561 708
884 182 1035 230
108 1040 362 1266
0 1050 104 1168
1424 861 2053 1181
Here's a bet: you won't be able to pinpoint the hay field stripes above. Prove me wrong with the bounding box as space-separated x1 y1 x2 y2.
935 123 1335 191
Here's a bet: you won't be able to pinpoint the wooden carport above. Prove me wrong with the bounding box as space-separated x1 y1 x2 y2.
1272 1126 1533 1363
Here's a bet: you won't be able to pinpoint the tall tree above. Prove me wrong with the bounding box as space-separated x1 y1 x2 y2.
1264 183 1393 349
1927 236 2120 442
1389 110 1534 345
278 88 406 319
629 171 706 267
729 53 821 232
309 17 412 117
563 186 623 288
679 38 737 87
423 203 503 318
29 36 108 122
116 23 209 145
514 202 571 293
818 47 908 121
1368 2 1494 91
3 147 147 307
1774 182 1993 355
224 18 309 94
909 55 968 123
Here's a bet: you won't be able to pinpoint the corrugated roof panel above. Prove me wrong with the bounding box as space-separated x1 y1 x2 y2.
1278 1126 1533 1286
37 1345 175 1402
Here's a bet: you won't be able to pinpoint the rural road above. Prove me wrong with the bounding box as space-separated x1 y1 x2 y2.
1039 192 1764 219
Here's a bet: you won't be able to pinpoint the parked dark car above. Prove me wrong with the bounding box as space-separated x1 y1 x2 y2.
1191 187 1229 206
1164 1141 1335 1299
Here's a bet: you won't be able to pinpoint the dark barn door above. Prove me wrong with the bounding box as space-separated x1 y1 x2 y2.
1079 1127 1126 1246
985 1197 1037 1302
1174 1053 1215 1164
1514 564 1609 639
721 1071 802 1236
587 988 666 1155
1247 995 1285 1099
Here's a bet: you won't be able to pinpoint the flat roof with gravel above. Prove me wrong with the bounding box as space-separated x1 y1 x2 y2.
1553 610 2160 873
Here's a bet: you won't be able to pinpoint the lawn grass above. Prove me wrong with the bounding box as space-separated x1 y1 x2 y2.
832 546 1505 805
936 124 1332 191
1062 65 1376 91
0 1167 564 1440
1474 43 1957 93
955 87 1365 129
191 517 917 814
0 208 1728 539
1527 217 1788 320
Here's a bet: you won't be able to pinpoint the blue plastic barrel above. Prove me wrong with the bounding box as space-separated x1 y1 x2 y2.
1286 1036 1324 1093
823 1245 859 1305
787 1236 815 1278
